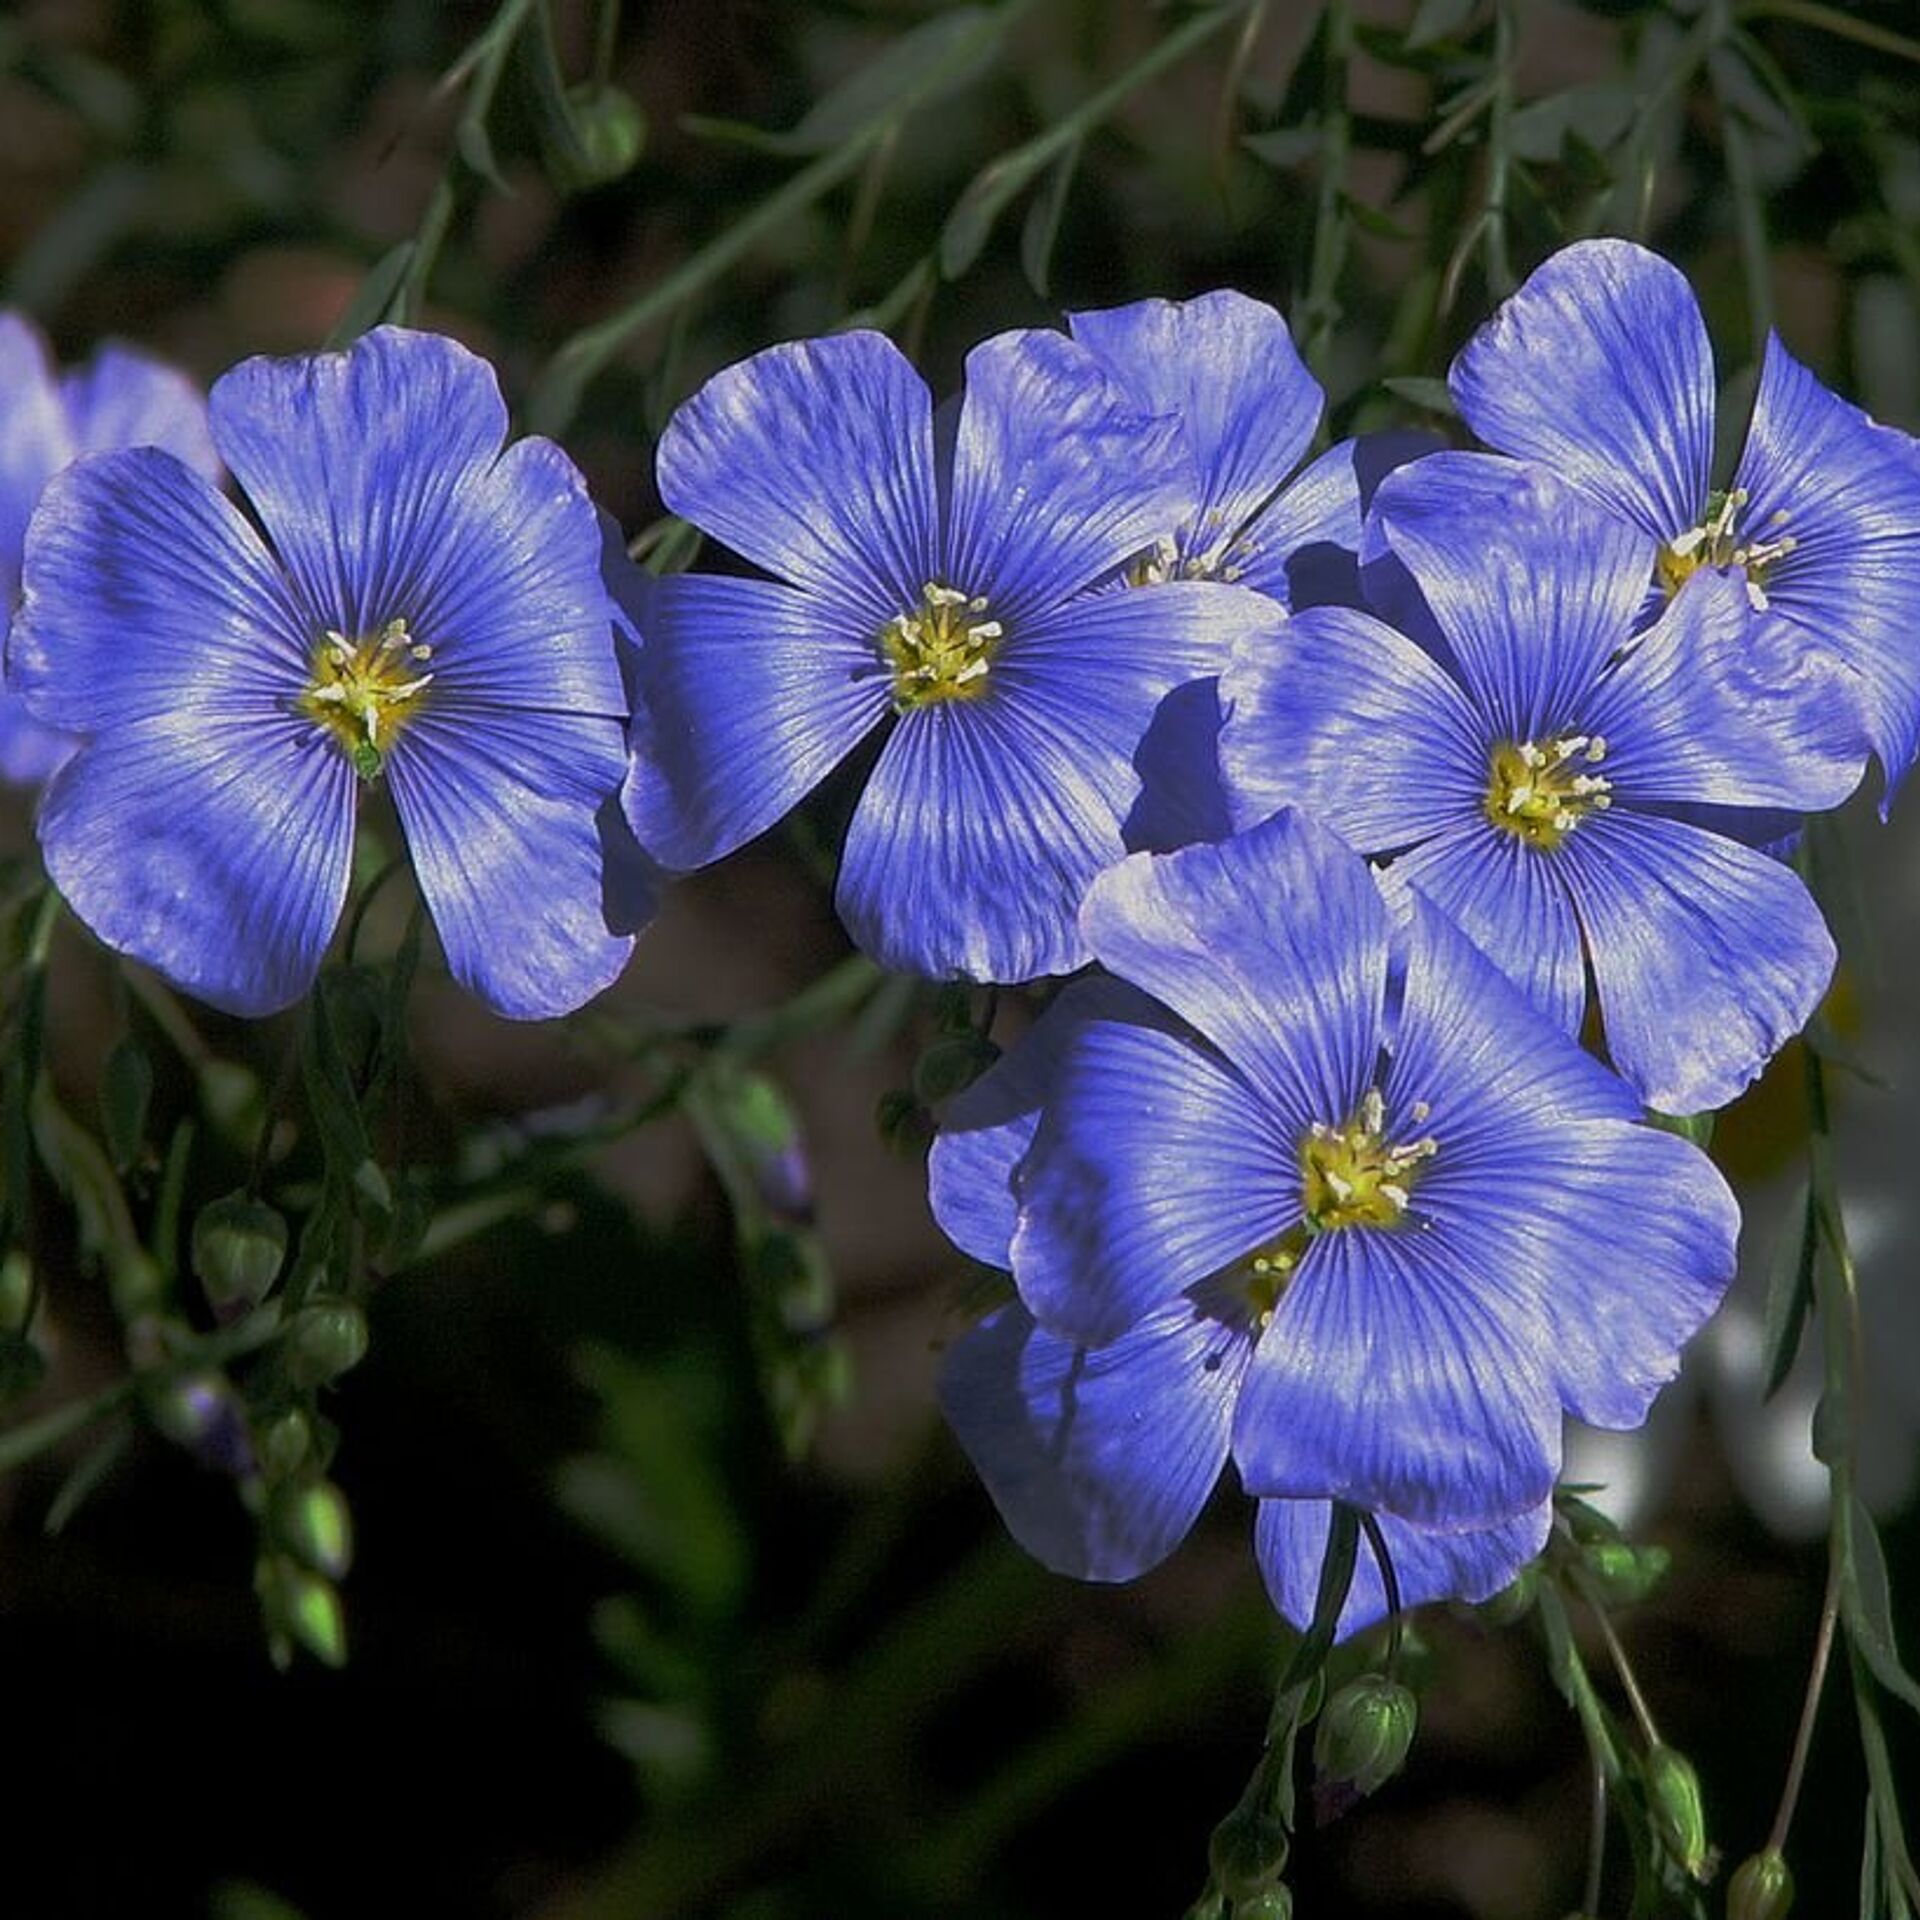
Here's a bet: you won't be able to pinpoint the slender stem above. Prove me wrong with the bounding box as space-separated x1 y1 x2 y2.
1582 1755 1608 1916
1301 0 1353 381
1481 0 1516 298
25 884 59 968
1740 0 1920 66
1574 1570 1662 1748
1360 1509 1404 1680
0 1377 135 1473
1767 1551 1841 1854
342 853 408 965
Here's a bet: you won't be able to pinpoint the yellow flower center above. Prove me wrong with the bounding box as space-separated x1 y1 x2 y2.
1484 733 1612 852
882 582 1003 711
1655 487 1797 608
1299 1089 1436 1234
300 617 434 780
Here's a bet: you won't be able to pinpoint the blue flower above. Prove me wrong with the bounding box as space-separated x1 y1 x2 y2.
12 326 644 1019
623 328 1279 982
933 809 1737 1633
0 315 220 784
1218 452 1860 1114
1450 236 1920 798
1065 290 1437 851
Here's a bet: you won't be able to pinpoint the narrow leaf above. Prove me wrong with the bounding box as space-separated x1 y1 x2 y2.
1760 1182 1818 1398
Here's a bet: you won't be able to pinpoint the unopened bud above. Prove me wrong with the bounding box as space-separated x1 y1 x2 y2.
1208 1806 1289 1901
1728 1848 1794 1920
257 1554 347 1668
1314 1675 1418 1798
1583 1538 1671 1606
260 1408 313 1481
875 1088 933 1156
0 1248 33 1333
100 1037 152 1171
287 1302 369 1387
911 1032 999 1107
1237 1890 1293 1920
192 1193 288 1321
278 1478 353 1580
558 83 646 187
1646 1744 1711 1880
1476 1561 1539 1625
147 1369 256 1477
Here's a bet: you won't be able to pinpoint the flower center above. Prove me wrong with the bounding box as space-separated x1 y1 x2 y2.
882 582 1003 711
1124 515 1253 587
300 617 434 780
1655 487 1797 609
1484 733 1612 852
1299 1090 1436 1233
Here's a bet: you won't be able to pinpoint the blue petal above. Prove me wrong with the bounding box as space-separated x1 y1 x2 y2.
1731 331 1920 798
1449 237 1714 541
1254 1497 1551 1636
939 1298 1249 1582
0 693 73 785
1232 1223 1562 1524
36 715 354 1016
1216 603 1489 848
1079 808 1390 1131
1068 290 1322 546
623 574 890 870
208 327 521 641
1365 451 1653 738
1010 1014 1302 1344
1123 677 1233 853
1232 431 1442 611
12 448 310 734
945 329 1189 619
836 581 1258 980
656 330 938 630
61 342 220 479
1385 823 1589 1038
929 975 1168 1270
1556 811 1835 1114
0 313 70 604
388 704 637 1019
1584 568 1865 813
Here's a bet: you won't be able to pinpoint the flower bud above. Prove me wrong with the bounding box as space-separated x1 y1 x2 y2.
1646 1744 1711 1880
1476 1561 1539 1624
1237 1891 1293 1920
99 1036 153 1171
287 1302 369 1387
278 1478 353 1580
260 1408 313 1481
558 83 646 187
1314 1675 1418 1798
192 1193 288 1321
875 1088 933 1156
1207 1806 1289 1901
1728 1849 1794 1920
257 1553 347 1668
1582 1538 1671 1606
0 1248 34 1334
147 1368 256 1477
912 1031 999 1107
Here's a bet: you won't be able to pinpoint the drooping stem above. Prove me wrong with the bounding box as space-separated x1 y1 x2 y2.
1767 1550 1841 1854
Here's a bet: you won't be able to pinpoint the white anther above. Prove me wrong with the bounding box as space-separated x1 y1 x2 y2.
1585 737 1607 761
1361 1088 1385 1134
923 583 969 607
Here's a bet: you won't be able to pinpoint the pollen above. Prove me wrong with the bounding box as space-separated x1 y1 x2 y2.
1299 1086 1436 1233
1656 487 1797 609
881 582 1003 711
1484 732 1612 852
300 617 434 779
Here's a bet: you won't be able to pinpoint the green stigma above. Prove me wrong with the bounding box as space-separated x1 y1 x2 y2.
1299 1088 1436 1233
881 582 1003 711
1484 732 1611 852
300 617 434 780
1656 487 1797 607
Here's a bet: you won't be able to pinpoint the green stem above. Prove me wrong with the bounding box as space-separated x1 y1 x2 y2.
1301 0 1353 381
1766 1549 1841 1854
1360 1508 1404 1680
1740 0 1920 66
1482 0 1516 298
1573 1569 1662 1749
526 0 1039 436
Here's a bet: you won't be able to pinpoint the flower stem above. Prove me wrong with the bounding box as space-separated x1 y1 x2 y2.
1767 1550 1841 1854
1359 1509 1404 1681
1573 1568 1662 1749
1300 0 1353 381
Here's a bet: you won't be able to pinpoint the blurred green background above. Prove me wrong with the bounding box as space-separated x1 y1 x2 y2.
2 0 1919 1914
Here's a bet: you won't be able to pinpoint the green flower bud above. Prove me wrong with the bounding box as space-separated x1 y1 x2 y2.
1236 1890 1293 1920
912 1031 999 1107
99 1036 153 1171
1314 1675 1418 1798
1207 1806 1289 1901
147 1368 256 1477
1645 1744 1711 1880
260 1408 313 1481
278 1478 353 1580
875 1088 933 1156
0 1248 34 1333
1582 1538 1671 1606
558 83 646 187
1728 1849 1794 1920
287 1302 369 1387
1476 1561 1539 1624
257 1553 347 1668
191 1192 288 1321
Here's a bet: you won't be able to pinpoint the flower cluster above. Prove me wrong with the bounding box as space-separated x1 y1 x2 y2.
8 236 1916 1633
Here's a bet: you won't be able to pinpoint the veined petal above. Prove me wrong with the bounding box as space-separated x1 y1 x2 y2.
1732 331 1920 796
61 343 220 480
928 974 1170 1270
208 327 514 640
623 573 890 870
1079 809 1390 1129
1556 810 1835 1114
945 329 1188 620
1232 1225 1561 1525
1449 237 1713 541
388 705 637 1019
837 582 1259 980
1365 452 1653 738
1216 603 1488 847
1068 291 1322 543
1254 1498 1551 1637
0 314 72 602
939 1298 1249 1583
1011 1014 1302 1345
1385 822 1589 1039
12 447 310 734
656 330 938 629
37 715 354 1016
0 693 75 785
1585 568 1865 812
1231 431 1441 611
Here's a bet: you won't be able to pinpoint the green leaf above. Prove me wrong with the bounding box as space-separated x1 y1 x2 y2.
1508 81 1636 163
941 142 1057 278
98 1036 152 1175
1842 1495 1920 1717
1240 120 1323 169
1760 1182 1817 1398
324 241 416 349
1380 374 1456 415
1020 136 1081 297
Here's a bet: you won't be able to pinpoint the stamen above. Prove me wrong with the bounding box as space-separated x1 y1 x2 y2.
881 582 1004 711
1299 1092 1437 1233
299 615 435 778
1485 732 1612 852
